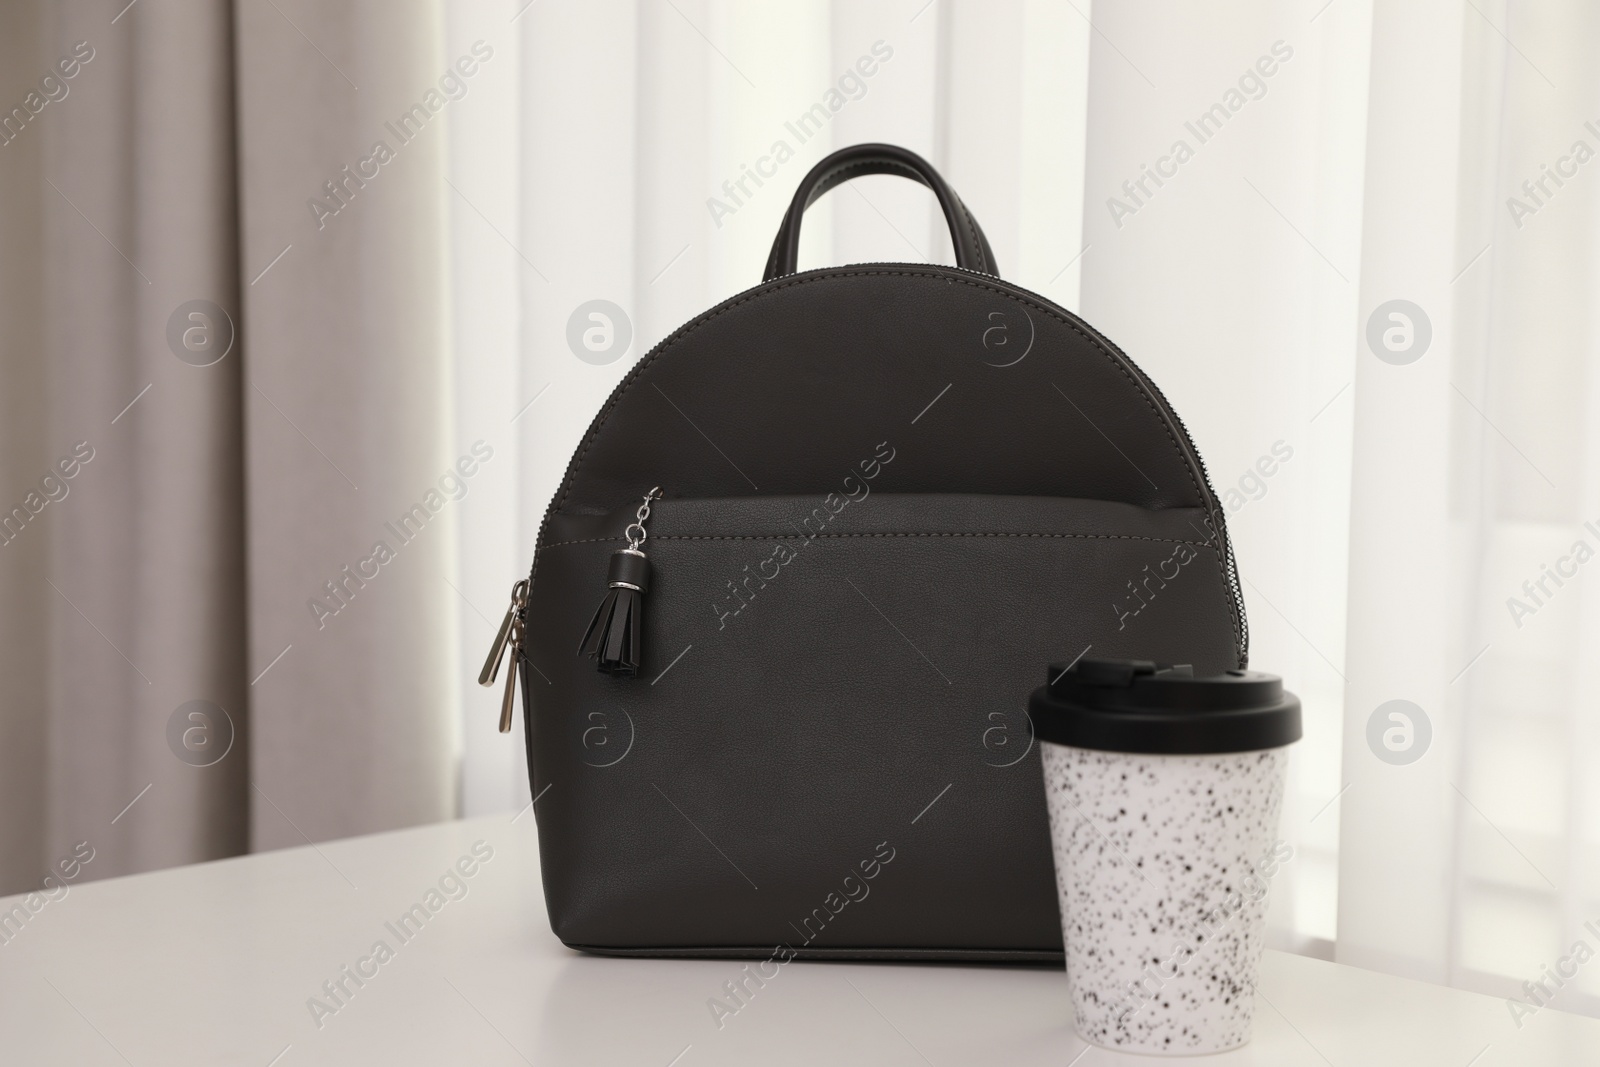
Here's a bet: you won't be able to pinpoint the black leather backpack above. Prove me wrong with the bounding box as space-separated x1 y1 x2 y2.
480 143 1246 961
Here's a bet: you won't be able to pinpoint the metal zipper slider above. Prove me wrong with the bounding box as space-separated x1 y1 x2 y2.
480 579 528 733
498 612 523 734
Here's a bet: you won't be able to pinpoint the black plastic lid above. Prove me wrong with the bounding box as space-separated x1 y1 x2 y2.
1029 659 1301 754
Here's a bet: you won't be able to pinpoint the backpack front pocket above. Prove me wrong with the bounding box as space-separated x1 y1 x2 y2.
522 493 1238 957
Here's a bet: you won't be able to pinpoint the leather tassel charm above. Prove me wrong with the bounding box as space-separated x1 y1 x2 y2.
579 549 650 675
578 487 661 677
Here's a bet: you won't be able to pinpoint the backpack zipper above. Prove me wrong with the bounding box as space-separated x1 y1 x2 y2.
479 578 528 733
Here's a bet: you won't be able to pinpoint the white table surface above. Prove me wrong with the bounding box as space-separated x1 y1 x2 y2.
3 813 1597 1066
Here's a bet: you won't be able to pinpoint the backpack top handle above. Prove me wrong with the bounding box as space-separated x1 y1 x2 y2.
761 143 1000 282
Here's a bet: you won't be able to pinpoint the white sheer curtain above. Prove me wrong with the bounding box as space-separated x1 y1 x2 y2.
1341 0 1600 1014
1079 0 1600 1015
447 0 1600 1015
1076 0 1368 965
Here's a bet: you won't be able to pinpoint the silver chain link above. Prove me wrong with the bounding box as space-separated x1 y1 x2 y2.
624 486 663 549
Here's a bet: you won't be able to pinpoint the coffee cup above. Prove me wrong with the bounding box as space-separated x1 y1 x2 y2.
1028 659 1301 1055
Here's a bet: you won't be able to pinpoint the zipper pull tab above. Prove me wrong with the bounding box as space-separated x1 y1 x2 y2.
480 579 528 732
499 609 524 734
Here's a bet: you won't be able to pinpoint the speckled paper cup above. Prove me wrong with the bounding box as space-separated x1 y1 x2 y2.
1029 660 1300 1056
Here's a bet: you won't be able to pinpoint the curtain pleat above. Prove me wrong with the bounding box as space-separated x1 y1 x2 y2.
0 0 461 893
1079 0 1369 958
1342 0 1600 1011
33 0 247 886
0 0 51 893
233 0 457 851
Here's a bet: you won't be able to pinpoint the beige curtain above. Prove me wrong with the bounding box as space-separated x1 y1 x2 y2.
0 0 457 894
233 0 458 853
0 0 53 891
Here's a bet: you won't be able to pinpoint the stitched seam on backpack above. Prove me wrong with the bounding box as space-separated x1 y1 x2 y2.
533 271 1241 669
543 271 1226 656
553 269 1203 514
543 533 1221 549
537 271 1222 633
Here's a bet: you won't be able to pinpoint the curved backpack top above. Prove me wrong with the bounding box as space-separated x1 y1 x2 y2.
499 143 1246 961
